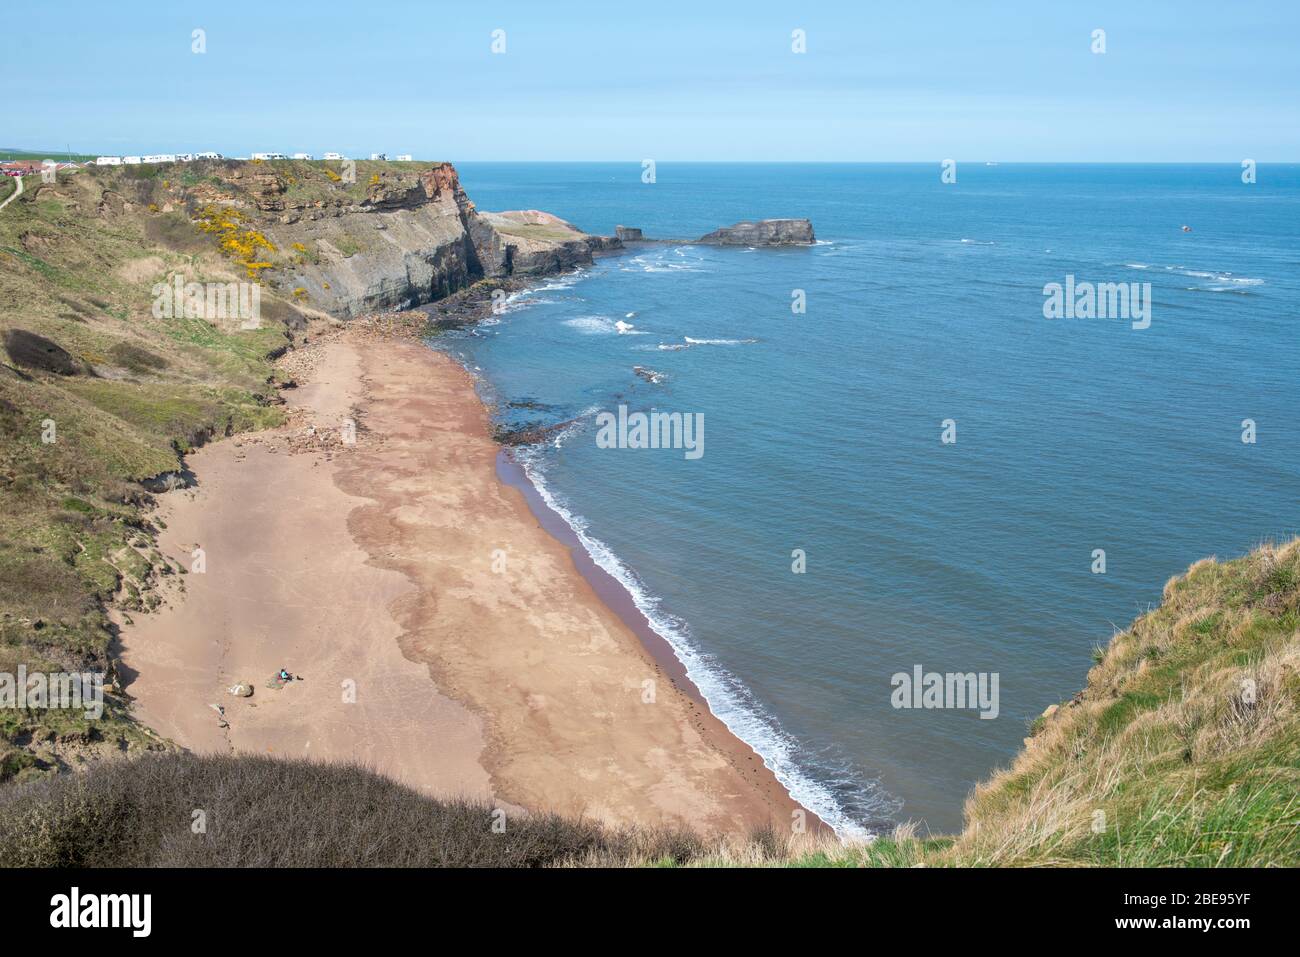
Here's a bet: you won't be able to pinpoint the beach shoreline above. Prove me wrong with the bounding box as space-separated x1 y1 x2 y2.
116 318 812 836
493 450 824 831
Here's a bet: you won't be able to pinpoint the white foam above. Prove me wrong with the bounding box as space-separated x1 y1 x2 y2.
544 407 600 450
513 447 874 840
1190 285 1258 294
1177 269 1265 288
1143 264 1266 285
562 315 617 334
503 269 589 310
620 251 708 273
683 336 758 346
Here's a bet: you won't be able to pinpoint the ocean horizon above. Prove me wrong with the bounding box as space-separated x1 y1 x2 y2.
434 162 1300 836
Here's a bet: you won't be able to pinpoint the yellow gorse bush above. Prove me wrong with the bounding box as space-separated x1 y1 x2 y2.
195 204 278 278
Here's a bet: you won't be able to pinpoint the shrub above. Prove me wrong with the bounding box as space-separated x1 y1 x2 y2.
0 753 712 868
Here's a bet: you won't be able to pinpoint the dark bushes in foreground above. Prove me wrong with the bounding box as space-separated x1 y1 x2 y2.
0 752 708 868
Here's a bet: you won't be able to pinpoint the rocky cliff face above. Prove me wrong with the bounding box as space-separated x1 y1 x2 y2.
262 165 479 317
255 166 620 318
472 210 621 278
95 159 618 320
696 219 815 246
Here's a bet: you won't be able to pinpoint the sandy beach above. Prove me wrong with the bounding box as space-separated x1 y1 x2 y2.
116 321 805 835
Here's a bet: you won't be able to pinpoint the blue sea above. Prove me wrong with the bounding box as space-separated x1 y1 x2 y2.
435 163 1300 836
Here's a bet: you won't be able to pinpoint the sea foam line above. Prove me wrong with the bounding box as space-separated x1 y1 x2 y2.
448 260 882 838
513 443 876 840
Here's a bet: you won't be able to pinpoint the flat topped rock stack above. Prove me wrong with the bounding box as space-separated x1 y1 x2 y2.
696 218 815 246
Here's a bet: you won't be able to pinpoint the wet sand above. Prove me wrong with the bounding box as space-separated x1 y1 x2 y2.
117 325 807 835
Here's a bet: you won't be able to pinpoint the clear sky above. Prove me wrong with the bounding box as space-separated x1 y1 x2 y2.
3 0 1297 161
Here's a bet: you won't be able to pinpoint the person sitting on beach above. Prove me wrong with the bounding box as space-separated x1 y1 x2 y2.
277 668 293 682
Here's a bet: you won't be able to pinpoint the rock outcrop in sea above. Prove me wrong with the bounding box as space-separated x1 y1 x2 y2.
696 219 815 246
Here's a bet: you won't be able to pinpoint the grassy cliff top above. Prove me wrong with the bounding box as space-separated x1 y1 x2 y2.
89 157 448 204
937 538 1299 867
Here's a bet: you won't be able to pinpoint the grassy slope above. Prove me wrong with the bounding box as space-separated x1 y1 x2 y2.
941 539 1299 867
1 150 100 163
0 164 305 781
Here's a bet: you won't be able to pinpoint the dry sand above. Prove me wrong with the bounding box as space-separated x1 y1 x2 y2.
117 324 805 835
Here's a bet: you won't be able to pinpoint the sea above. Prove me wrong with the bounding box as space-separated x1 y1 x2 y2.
431 162 1300 837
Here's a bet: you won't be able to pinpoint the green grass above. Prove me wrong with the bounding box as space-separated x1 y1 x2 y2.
332 236 362 258
0 149 99 162
260 158 447 207
0 161 305 772
937 541 1300 867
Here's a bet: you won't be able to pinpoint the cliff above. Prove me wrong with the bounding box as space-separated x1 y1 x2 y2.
255 167 619 317
472 210 620 278
87 158 619 319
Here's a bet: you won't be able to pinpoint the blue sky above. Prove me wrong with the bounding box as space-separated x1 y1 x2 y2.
3 1 1297 161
